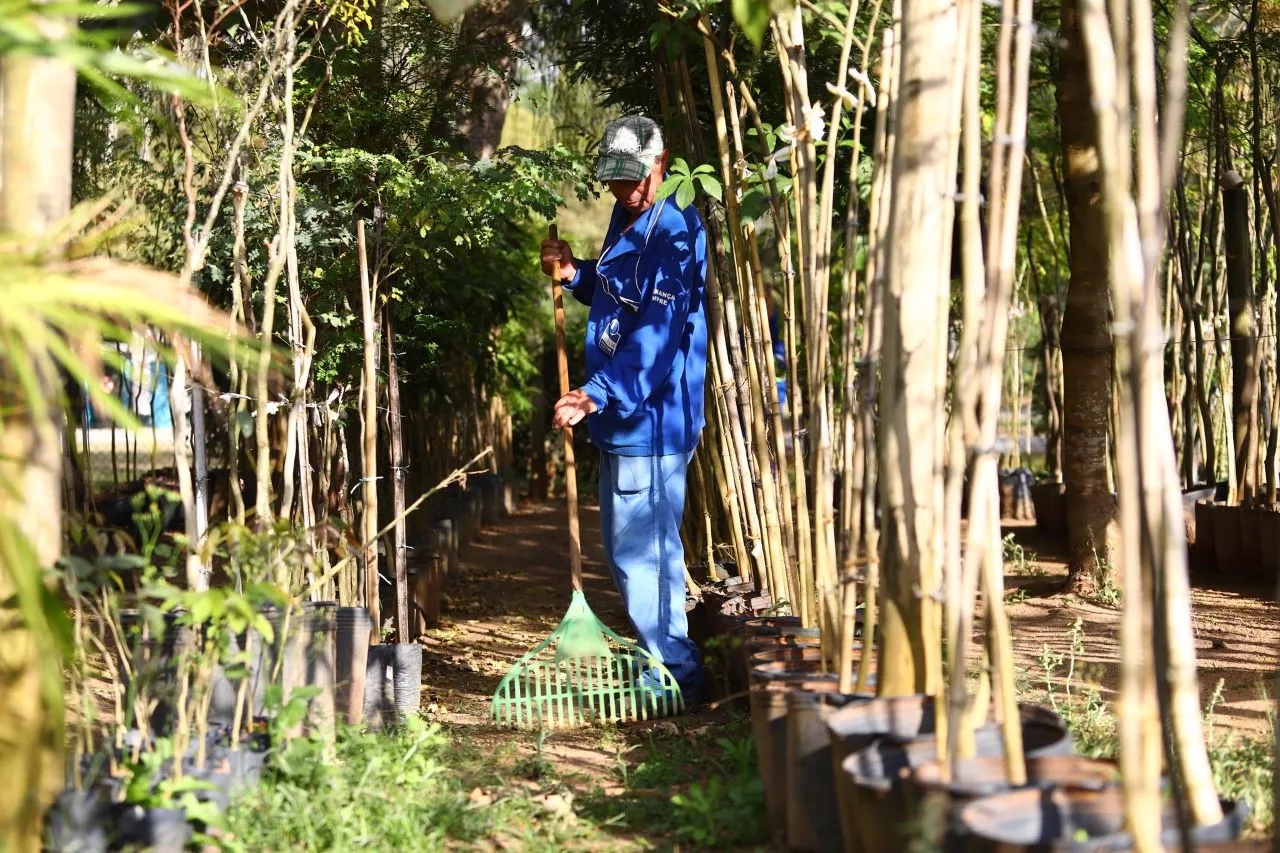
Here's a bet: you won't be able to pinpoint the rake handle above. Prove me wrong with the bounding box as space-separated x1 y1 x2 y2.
549 224 584 592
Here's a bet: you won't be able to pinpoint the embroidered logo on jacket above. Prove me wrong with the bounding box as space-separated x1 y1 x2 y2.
652 289 676 307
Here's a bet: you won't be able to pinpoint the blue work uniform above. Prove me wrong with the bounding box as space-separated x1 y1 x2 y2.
564 194 709 700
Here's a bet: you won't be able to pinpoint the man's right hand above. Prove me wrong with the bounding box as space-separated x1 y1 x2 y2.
540 239 577 282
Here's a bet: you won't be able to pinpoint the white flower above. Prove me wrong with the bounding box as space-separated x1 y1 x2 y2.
803 103 826 142
777 122 798 144
848 66 878 107
764 158 779 181
825 81 859 109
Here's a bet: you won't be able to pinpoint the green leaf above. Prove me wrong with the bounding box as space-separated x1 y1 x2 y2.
676 179 697 210
655 176 682 201
739 186 770 222
732 0 771 49
696 175 723 202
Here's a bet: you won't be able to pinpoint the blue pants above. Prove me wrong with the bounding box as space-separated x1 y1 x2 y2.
598 450 703 696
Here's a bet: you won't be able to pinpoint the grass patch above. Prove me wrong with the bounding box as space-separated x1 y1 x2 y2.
221 717 597 851
221 711 772 851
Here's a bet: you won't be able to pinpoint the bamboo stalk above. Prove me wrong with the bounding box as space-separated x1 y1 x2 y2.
1077 0 1167 843
386 307 409 643
699 20 790 607
944 0 986 777
856 19 898 697
876 0 960 698
357 218 381 638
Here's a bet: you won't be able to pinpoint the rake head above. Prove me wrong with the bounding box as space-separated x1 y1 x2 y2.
490 591 684 729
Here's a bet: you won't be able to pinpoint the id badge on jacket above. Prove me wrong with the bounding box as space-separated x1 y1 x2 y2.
598 316 622 357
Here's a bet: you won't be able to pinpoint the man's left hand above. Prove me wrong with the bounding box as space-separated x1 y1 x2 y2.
553 389 598 428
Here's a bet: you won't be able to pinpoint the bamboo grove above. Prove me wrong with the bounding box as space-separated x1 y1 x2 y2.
635 0 1276 847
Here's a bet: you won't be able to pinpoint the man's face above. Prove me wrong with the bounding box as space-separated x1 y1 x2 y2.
606 151 668 218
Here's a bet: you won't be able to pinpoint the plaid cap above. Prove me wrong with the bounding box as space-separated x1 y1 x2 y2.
596 115 664 182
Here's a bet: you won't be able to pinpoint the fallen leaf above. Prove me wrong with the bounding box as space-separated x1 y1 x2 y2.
469 787 493 806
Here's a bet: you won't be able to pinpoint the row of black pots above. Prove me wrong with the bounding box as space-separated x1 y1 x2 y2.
713 611 1258 852
1191 500 1280 582
57 736 270 853
47 792 194 853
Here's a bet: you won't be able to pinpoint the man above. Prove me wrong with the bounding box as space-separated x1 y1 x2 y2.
539 115 709 707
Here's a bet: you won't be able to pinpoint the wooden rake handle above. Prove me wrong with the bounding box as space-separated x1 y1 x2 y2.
549 224 584 591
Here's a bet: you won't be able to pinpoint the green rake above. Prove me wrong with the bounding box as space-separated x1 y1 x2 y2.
490 225 683 730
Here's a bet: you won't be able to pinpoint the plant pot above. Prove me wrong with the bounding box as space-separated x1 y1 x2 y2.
46 789 110 853
1212 503 1244 576
1181 484 1218 551
303 600 338 741
363 643 395 730
111 804 192 852
390 642 423 720
735 625 823 689
336 606 372 725
1257 504 1280 582
956 787 1249 851
462 489 483 542
749 661 841 838
905 754 1120 851
1194 499 1218 572
829 697 1072 853
434 518 459 577
786 689 871 852
1239 507 1264 579
1030 480 1066 540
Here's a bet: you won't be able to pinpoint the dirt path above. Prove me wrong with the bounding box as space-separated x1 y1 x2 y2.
427 503 1278 741
416 500 757 851
1000 520 1279 737
414 500 1276 848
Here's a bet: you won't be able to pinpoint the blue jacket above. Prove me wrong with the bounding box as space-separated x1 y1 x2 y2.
565 195 709 457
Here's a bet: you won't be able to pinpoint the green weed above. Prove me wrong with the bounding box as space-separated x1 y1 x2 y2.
579 712 769 849
222 717 591 852
1002 534 1043 577
1031 622 1274 836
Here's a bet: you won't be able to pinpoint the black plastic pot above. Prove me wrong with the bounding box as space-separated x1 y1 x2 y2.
956 787 1250 852
434 518 459 577
1212 503 1245 576
46 789 111 853
303 600 338 739
828 697 1073 853
363 644 395 730
390 642 423 719
905 753 1120 851
111 804 192 852
1030 480 1066 540
1258 505 1280 582
1194 499 1218 572
786 689 871 852
336 606 372 725
748 659 842 837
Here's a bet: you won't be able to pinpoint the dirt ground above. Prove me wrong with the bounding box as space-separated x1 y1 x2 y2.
422 501 1278 753
999 519 1279 737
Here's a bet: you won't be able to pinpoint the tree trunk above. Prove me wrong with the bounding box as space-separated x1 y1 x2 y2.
0 9 75 847
452 0 529 159
1055 0 1118 594
1222 170 1259 503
